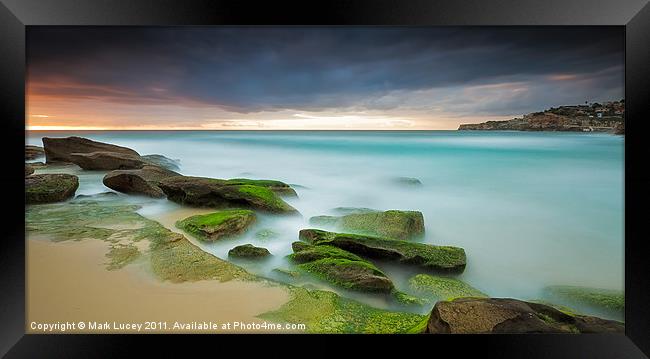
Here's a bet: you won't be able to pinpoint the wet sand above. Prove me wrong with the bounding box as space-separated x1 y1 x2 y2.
27 237 293 333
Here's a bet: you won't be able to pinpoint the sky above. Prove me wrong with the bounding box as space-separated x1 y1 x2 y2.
26 27 624 130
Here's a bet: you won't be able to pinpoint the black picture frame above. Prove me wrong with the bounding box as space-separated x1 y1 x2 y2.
1 0 649 357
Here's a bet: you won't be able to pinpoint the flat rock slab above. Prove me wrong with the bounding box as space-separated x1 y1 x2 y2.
69 151 148 170
43 136 139 163
310 210 424 240
427 297 624 334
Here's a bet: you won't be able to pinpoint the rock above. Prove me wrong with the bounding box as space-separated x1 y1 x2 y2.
25 145 45 160
27 161 47 169
68 151 148 170
299 229 466 273
289 239 395 293
392 177 422 186
393 291 427 306
228 244 271 258
176 210 256 241
224 178 297 197
331 207 378 215
289 242 365 263
298 258 394 293
103 165 180 197
26 174 79 204
408 274 487 301
25 164 34 176
426 297 624 334
43 136 139 163
273 267 301 279
141 154 181 171
310 210 424 240
543 286 624 316
613 122 625 135
159 176 298 213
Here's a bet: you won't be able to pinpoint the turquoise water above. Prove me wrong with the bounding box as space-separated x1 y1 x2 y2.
27 130 624 317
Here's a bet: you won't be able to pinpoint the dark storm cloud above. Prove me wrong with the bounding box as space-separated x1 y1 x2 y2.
27 27 623 113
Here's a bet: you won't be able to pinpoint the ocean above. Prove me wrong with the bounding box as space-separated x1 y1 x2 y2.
26 130 624 318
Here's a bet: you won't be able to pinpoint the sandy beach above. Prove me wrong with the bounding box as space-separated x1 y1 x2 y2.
26 236 293 333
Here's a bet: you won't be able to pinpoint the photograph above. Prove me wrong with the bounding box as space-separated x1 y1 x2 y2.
24 26 625 334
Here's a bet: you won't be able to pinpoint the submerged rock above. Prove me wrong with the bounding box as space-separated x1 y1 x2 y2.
426 297 624 334
176 209 256 241
543 285 624 317
141 154 181 171
391 177 422 186
228 244 271 258
255 229 280 240
299 229 466 273
310 210 424 240
408 274 487 301
103 165 180 198
25 164 34 176
68 151 148 170
159 176 298 213
25 145 45 160
26 174 79 204
43 136 139 163
225 178 298 197
331 207 378 215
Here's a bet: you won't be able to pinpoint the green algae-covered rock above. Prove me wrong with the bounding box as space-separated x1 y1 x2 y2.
543 286 624 316
159 176 298 213
228 244 271 258
289 242 364 263
26 197 254 281
297 258 394 293
258 286 429 333
299 229 466 273
426 297 624 334
26 173 79 204
225 178 297 197
273 268 301 279
409 274 487 301
176 209 256 241
310 210 424 240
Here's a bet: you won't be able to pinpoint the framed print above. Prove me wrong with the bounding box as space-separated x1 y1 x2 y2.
1 0 649 357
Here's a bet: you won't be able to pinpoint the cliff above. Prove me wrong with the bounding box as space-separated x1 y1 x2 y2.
458 100 624 134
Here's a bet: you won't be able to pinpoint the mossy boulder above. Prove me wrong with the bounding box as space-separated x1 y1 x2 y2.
310 210 424 240
426 297 623 334
26 145 45 160
225 178 297 197
299 229 466 273
258 286 429 333
409 274 487 301
43 136 139 163
300 258 394 293
543 286 624 316
26 174 79 204
159 176 298 213
289 240 395 293
103 165 180 198
176 210 256 241
228 244 271 258
289 242 364 263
